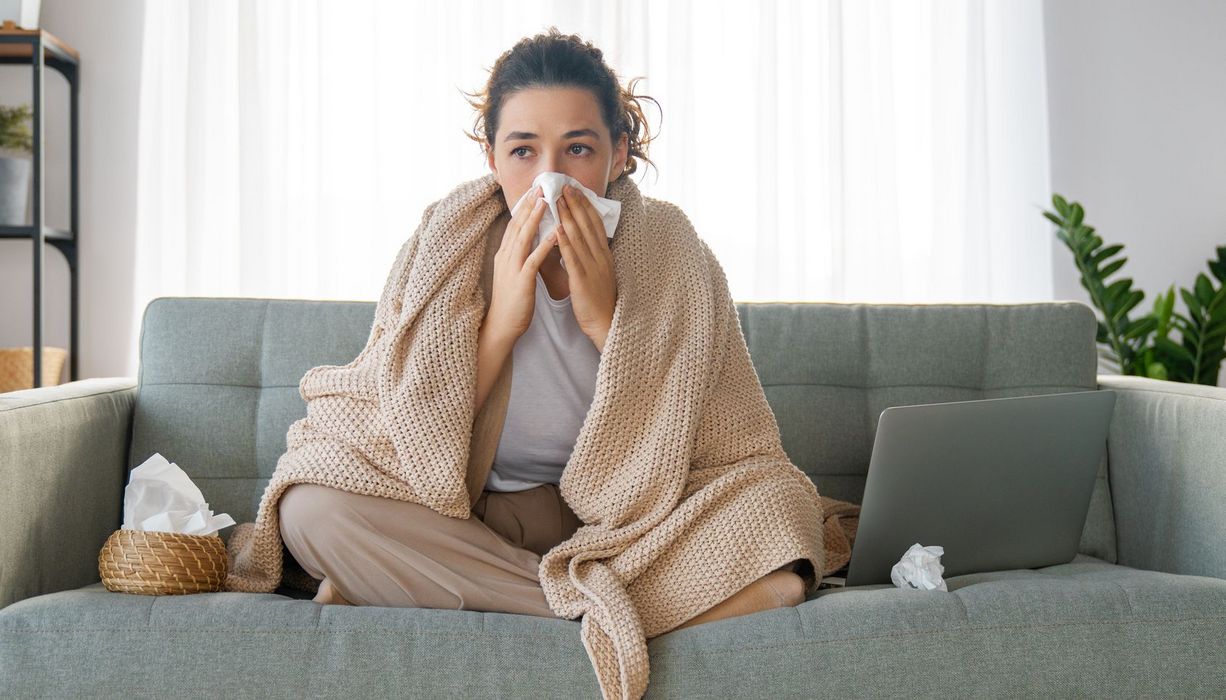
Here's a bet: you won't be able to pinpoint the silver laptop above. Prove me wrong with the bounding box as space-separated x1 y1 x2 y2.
841 389 1117 587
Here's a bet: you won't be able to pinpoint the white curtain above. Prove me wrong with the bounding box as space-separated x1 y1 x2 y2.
131 0 1053 375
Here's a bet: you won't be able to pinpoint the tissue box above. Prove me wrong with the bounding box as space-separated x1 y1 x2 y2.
98 528 228 595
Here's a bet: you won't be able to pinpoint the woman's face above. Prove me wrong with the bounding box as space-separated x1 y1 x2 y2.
486 86 629 214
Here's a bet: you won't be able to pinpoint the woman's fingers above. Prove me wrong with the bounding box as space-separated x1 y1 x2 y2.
502 185 543 254
556 191 593 271
554 186 618 346
516 196 549 262
564 185 607 251
509 200 547 265
525 224 558 271
504 186 536 240
555 219 581 276
556 205 591 276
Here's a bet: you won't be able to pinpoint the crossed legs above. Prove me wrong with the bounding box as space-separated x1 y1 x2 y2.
313 576 352 605
279 482 807 631
667 562 806 633
279 482 571 616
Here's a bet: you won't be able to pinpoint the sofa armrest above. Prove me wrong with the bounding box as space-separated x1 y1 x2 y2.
0 377 137 609
1097 374 1226 580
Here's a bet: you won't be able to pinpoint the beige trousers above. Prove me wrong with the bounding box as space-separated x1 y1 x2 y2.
278 482 582 617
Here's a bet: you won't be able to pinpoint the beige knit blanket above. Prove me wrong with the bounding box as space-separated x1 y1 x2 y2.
221 171 861 700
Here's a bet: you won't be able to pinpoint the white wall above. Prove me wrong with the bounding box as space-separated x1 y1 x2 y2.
0 0 144 384
1044 0 1226 386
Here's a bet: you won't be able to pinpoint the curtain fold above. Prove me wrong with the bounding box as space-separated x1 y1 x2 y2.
131 0 1052 376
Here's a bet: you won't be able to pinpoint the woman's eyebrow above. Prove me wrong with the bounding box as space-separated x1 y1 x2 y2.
505 128 600 142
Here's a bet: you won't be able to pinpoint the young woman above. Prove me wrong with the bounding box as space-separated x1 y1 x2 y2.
278 26 806 636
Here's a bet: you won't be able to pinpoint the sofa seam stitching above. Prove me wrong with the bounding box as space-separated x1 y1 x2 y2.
0 386 137 412
7 614 1225 641
1097 382 1226 401
137 382 298 389
759 382 1091 391
1106 579 1136 615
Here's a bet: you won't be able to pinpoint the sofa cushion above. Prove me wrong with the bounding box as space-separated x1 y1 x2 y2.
129 298 378 552
128 298 1116 564
3 554 1222 697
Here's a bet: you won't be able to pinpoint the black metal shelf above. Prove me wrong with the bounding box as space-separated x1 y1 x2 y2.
0 225 73 240
0 22 80 389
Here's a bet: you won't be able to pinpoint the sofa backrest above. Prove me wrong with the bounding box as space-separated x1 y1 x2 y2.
129 297 1115 561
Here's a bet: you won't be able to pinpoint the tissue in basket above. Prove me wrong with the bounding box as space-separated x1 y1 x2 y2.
98 453 236 595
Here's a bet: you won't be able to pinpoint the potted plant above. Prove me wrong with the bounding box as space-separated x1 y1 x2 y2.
1043 194 1226 385
0 102 33 226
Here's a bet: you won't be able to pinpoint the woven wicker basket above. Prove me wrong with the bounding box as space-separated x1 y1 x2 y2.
98 528 228 595
0 345 68 393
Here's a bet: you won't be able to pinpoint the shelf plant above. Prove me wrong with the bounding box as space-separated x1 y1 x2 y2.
0 103 33 155
0 102 32 226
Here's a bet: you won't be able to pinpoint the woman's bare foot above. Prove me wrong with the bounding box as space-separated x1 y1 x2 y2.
669 569 805 633
312 577 353 605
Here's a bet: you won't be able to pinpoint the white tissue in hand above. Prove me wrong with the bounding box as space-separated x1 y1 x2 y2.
890 543 948 591
508 171 622 270
122 452 236 536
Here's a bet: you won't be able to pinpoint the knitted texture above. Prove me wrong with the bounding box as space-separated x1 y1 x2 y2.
221 171 861 700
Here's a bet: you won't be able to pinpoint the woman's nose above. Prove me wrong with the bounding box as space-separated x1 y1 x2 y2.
536 159 566 177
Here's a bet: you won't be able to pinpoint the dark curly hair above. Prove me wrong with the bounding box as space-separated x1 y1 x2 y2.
461 26 661 183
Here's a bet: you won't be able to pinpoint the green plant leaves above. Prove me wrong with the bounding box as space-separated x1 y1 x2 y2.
1209 245 1226 283
1090 244 1124 267
1175 254 1226 385
1122 315 1157 340
1155 336 1196 366
1100 257 1127 279
1069 202 1085 228
1196 273 1215 308
1043 194 1226 385
0 103 33 155
1052 194 1071 217
1180 287 1202 318
1044 194 1143 375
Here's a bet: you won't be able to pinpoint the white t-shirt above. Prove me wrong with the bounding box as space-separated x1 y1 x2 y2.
484 270 601 492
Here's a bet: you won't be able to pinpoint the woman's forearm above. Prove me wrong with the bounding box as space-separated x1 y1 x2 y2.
474 319 517 413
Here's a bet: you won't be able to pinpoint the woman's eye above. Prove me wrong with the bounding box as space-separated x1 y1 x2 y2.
510 144 591 158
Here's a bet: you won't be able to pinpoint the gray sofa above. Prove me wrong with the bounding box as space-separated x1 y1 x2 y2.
3 297 1225 697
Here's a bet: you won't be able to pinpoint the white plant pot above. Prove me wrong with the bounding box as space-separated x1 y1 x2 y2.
0 155 31 225
0 0 39 29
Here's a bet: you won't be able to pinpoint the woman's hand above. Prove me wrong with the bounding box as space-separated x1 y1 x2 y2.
486 185 557 341
556 183 618 352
